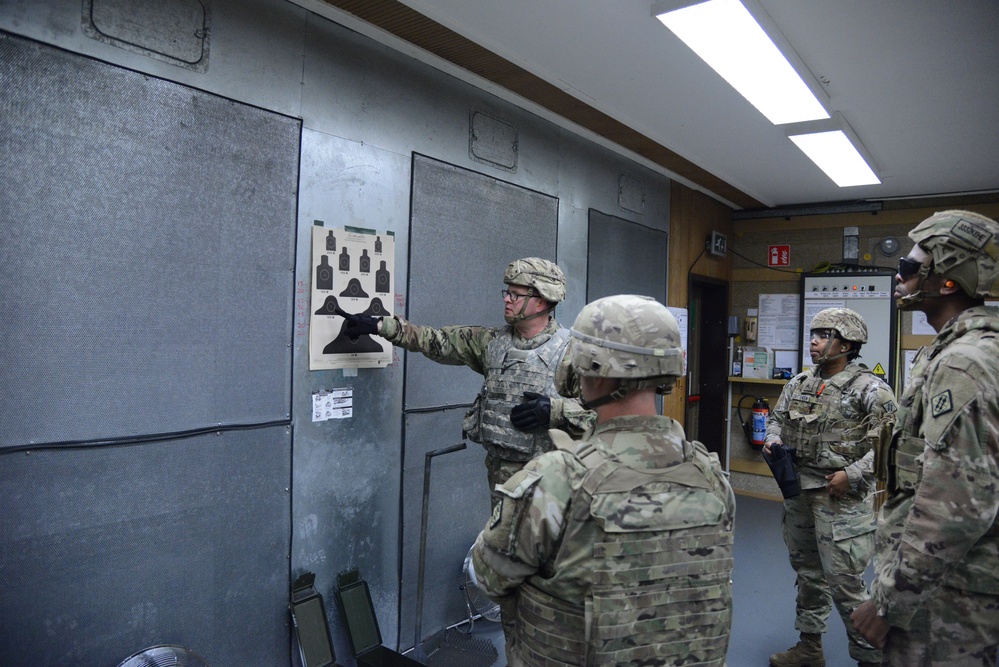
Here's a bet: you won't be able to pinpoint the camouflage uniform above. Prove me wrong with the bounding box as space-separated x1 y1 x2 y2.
767 359 897 664
472 416 735 667
873 305 999 666
380 314 592 493
472 294 735 667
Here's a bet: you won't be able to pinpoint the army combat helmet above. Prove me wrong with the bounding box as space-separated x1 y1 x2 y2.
569 294 684 408
810 307 867 366
503 257 566 323
906 210 999 303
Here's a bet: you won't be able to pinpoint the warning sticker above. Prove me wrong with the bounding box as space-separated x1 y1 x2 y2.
872 363 886 378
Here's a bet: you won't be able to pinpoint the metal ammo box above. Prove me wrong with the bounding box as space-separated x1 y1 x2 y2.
335 569 423 667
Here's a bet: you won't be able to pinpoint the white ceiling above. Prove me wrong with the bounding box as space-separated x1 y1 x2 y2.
386 0 999 210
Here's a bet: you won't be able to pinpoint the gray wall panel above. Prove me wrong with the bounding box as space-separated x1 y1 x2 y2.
0 32 298 448
0 427 292 667
300 14 564 197
0 0 309 119
555 132 671 324
399 409 490 649
293 129 411 657
587 210 669 303
0 1 676 662
406 154 559 411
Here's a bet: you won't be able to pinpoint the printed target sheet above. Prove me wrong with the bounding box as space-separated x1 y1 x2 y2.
309 225 394 370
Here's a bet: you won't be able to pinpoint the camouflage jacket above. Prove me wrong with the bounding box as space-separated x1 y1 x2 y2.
873 306 999 630
767 362 897 490
471 413 735 601
380 315 593 442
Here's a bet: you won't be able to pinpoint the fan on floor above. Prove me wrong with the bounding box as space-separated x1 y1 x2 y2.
461 544 501 629
116 644 210 667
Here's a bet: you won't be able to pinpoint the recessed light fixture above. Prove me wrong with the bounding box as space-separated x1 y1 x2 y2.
786 114 881 187
653 0 830 125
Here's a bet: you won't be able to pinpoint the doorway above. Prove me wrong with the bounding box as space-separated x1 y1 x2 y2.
686 276 729 460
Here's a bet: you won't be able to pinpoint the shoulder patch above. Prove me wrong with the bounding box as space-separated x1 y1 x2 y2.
883 399 897 413
930 390 953 418
489 497 503 529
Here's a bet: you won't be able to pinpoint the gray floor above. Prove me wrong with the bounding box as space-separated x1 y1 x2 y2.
729 494 856 666
463 493 858 667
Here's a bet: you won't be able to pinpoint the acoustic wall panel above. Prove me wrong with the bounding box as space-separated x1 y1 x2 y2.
0 32 300 449
0 426 292 667
400 154 558 646
398 408 490 649
586 209 668 304
405 153 559 410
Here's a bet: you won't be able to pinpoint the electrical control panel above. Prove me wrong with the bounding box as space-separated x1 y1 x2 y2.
801 270 897 388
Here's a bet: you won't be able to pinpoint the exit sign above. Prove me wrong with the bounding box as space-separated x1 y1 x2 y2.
769 245 790 267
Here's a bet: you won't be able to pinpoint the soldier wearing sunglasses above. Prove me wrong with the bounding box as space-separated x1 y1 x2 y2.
851 210 999 667
765 307 896 667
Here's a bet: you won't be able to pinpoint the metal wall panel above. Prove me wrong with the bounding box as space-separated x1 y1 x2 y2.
398 409 490 649
406 154 559 410
0 32 299 448
0 426 292 667
553 132 672 324
292 128 412 658
0 0 309 120
586 210 669 304
1 0 676 661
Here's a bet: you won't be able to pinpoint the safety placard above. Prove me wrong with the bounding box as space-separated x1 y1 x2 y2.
768 245 790 267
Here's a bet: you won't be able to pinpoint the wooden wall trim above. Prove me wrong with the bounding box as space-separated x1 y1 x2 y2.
666 182 734 424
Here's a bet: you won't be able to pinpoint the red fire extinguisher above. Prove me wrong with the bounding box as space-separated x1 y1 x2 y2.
751 397 770 448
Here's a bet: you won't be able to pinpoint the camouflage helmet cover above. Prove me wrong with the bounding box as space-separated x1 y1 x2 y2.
569 294 684 381
908 209 999 298
504 257 566 303
810 307 868 343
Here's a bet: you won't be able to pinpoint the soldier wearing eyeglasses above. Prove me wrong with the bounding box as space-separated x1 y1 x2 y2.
341 257 592 660
851 210 999 667
342 257 592 503
765 307 897 667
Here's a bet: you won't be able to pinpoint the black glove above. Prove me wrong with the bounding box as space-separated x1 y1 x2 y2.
340 312 379 340
762 443 801 499
510 391 551 432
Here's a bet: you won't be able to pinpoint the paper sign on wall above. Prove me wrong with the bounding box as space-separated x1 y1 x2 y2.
309 225 395 370
667 306 688 374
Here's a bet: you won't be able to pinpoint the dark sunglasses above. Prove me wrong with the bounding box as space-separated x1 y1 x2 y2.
898 257 927 280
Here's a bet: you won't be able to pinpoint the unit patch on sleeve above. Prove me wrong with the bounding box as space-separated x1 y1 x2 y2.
931 390 953 418
489 497 503 530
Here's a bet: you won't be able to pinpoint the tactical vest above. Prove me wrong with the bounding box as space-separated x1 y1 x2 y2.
465 327 571 461
885 348 931 494
884 314 999 595
887 315 999 494
783 366 879 470
514 437 734 667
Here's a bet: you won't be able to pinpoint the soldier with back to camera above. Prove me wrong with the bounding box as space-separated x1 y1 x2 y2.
765 307 897 667
340 257 593 657
469 294 735 667
851 210 999 667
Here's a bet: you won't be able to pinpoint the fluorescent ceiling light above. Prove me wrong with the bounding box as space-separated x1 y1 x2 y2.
655 0 829 125
788 130 881 187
